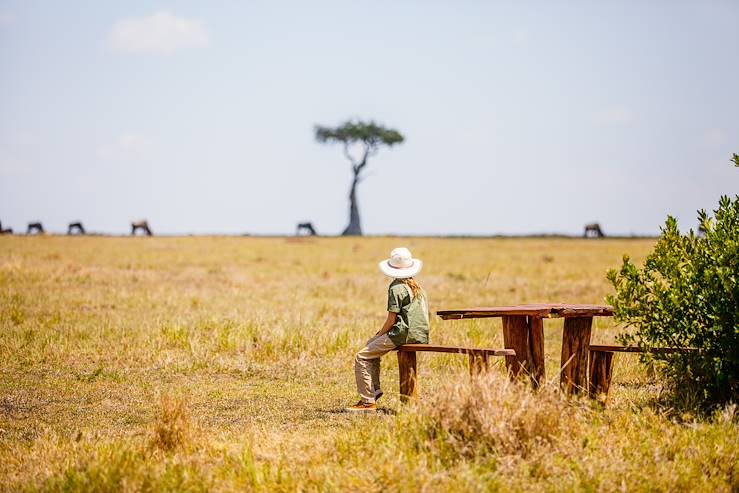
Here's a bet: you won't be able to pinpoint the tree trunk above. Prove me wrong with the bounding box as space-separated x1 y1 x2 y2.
342 173 362 236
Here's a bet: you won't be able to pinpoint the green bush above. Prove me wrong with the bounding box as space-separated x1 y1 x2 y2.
606 154 739 408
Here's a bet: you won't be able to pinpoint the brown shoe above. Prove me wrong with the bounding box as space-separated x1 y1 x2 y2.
345 400 377 413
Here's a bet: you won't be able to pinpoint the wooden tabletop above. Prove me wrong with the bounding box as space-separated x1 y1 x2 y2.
437 303 614 320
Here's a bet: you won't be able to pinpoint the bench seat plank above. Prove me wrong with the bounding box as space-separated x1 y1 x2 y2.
589 345 697 354
396 344 515 357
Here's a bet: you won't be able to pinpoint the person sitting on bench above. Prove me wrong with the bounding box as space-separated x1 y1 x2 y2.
346 247 430 413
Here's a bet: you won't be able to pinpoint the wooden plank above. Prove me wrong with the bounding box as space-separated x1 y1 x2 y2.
560 316 593 396
437 304 614 320
588 349 614 404
528 316 546 388
502 315 530 380
588 345 697 354
552 305 614 317
397 351 418 403
395 344 514 357
438 305 555 319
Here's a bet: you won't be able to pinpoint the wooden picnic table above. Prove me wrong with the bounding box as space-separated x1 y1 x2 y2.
437 304 614 394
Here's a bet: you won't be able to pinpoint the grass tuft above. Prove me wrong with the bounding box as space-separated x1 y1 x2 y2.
150 395 192 452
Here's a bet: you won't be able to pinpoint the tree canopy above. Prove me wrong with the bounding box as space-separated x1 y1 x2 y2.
314 120 404 149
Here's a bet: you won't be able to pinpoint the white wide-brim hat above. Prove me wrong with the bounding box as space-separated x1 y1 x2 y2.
378 247 423 279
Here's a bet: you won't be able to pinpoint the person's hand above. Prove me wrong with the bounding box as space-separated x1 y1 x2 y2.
375 312 397 337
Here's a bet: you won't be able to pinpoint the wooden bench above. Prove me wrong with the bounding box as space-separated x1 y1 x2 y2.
394 344 515 401
588 345 697 403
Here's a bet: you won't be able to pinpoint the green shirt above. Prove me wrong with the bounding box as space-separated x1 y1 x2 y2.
386 279 430 346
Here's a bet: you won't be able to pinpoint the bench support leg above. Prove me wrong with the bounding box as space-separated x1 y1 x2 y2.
588 350 614 404
560 316 593 396
397 351 418 402
468 353 489 376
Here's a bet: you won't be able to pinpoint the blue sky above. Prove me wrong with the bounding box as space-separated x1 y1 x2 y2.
1 1 737 235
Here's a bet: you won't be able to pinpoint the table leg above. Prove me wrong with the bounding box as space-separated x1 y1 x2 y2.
529 316 546 388
502 315 530 381
560 316 593 395
502 316 546 388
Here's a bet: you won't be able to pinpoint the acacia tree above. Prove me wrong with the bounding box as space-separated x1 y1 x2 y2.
315 120 404 235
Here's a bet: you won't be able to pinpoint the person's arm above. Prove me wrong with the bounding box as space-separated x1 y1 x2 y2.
375 311 398 336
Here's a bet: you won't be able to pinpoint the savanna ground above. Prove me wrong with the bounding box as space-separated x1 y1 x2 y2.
1 236 737 492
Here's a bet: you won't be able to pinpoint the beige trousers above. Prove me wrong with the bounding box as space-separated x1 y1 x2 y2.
354 334 397 403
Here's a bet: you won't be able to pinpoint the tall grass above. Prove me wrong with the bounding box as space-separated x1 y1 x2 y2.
1 236 737 492
418 372 589 458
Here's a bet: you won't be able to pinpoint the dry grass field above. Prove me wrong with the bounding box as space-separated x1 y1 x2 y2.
1 236 737 492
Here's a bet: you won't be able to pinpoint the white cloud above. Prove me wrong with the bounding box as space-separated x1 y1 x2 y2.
593 107 635 126
511 29 531 47
0 12 16 25
107 11 209 55
118 132 147 152
701 128 724 147
97 132 149 159
0 155 31 178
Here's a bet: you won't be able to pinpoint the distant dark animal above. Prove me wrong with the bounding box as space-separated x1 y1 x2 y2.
68 222 86 235
27 222 45 234
0 221 12 234
131 220 153 236
583 223 605 238
296 222 317 236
